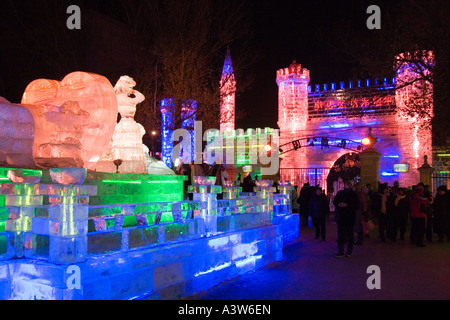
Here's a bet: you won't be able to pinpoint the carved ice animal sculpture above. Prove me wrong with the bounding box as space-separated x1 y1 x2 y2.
0 97 35 168
19 72 118 170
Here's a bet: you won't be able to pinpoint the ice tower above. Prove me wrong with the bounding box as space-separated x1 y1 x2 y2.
276 61 310 169
161 99 197 168
220 47 236 133
395 50 434 186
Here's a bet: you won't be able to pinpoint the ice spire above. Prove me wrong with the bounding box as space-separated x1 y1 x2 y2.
220 46 236 132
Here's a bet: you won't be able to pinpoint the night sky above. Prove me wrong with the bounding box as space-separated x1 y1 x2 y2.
0 0 388 130
237 0 366 129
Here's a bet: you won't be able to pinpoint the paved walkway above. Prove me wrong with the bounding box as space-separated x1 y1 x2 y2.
188 216 450 300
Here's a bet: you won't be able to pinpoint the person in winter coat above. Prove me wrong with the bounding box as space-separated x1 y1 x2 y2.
355 184 369 245
333 180 360 257
393 188 409 240
309 187 330 240
423 185 434 242
410 183 432 247
368 183 381 228
432 185 450 242
297 182 313 227
241 173 255 193
291 186 299 214
214 164 228 200
378 185 389 242
386 186 398 241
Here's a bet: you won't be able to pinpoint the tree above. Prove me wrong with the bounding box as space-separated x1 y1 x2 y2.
0 0 136 102
320 0 450 145
327 153 361 192
0 1 84 100
121 0 256 145
0 0 255 153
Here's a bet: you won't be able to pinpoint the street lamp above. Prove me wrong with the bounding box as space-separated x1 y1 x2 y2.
361 128 377 149
150 130 158 156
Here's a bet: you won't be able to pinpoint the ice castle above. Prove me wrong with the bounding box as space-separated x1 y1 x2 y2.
277 52 435 191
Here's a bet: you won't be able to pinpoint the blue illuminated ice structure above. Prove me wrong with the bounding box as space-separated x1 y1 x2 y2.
0 169 299 300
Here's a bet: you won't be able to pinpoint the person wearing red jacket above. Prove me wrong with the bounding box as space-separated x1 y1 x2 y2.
409 183 432 247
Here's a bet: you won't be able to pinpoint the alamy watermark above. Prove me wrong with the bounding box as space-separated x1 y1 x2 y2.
171 121 280 176
366 265 381 290
366 5 381 30
66 5 81 30
66 265 81 290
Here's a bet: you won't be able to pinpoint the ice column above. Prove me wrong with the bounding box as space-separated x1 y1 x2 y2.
277 181 292 214
222 180 242 200
0 204 14 260
254 180 276 224
2 182 42 258
188 176 222 236
44 182 96 264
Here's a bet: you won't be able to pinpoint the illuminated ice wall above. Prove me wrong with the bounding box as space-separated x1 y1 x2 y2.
0 168 299 300
278 56 433 188
220 47 236 133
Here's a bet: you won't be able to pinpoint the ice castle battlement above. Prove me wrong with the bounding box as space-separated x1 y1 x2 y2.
308 76 397 94
212 127 279 139
276 62 310 85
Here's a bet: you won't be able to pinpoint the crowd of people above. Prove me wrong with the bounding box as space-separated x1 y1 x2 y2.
173 160 450 257
174 161 279 198
294 180 450 258
174 161 229 199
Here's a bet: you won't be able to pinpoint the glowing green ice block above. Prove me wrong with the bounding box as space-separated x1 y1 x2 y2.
81 173 187 205
254 180 275 224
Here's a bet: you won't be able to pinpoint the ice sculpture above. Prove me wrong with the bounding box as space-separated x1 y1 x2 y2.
0 97 35 168
7 169 41 183
20 72 118 170
49 167 87 184
143 145 175 175
96 76 147 174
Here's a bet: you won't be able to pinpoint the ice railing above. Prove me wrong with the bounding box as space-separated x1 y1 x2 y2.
0 178 292 264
